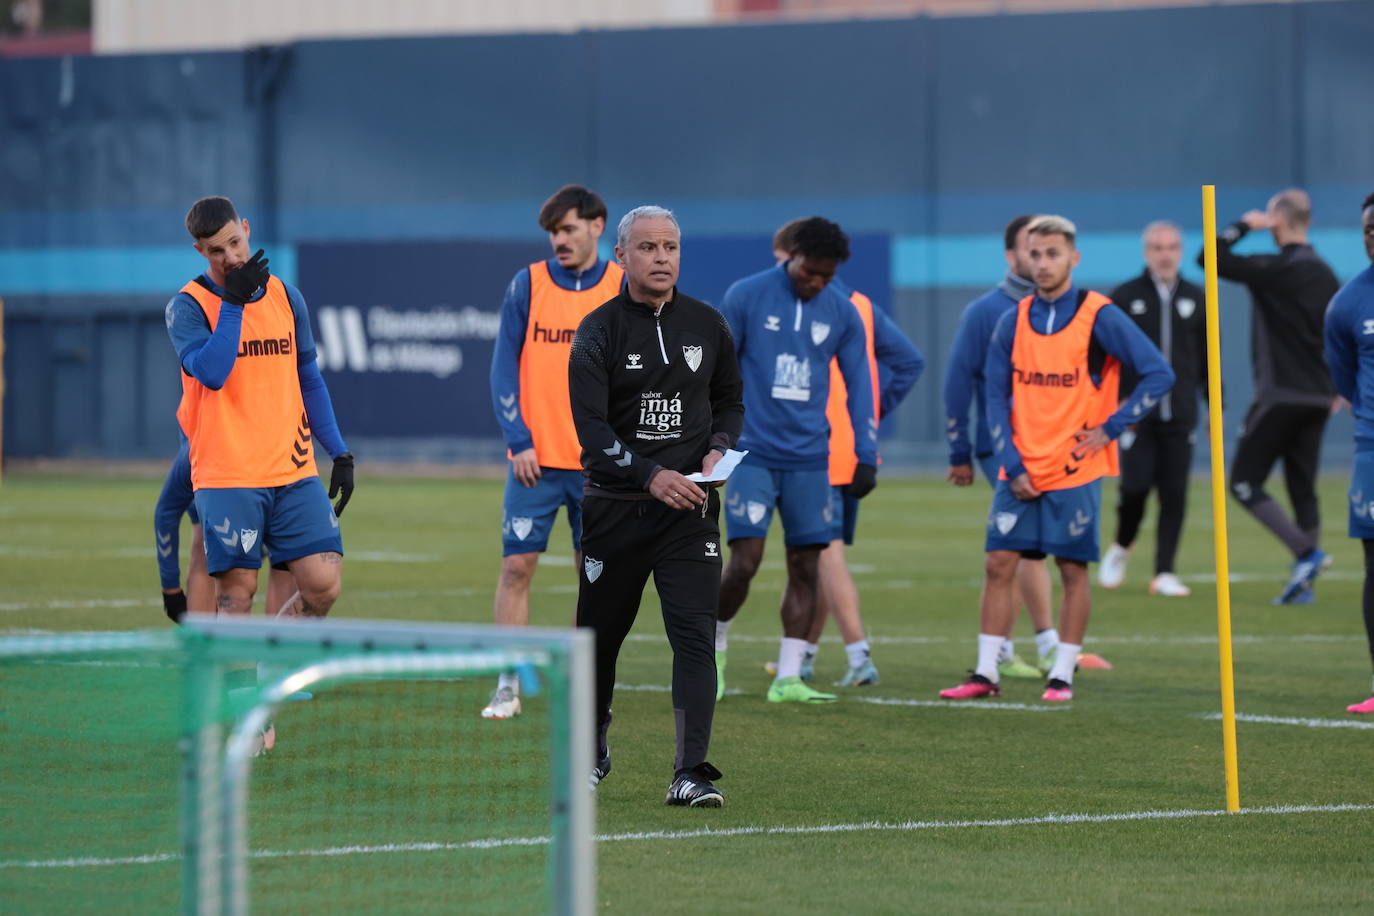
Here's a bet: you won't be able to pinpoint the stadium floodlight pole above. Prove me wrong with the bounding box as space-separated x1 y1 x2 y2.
1202 185 1241 813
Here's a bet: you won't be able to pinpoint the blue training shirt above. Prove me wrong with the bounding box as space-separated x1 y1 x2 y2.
165 275 349 460
985 285 1176 481
1324 266 1374 452
719 265 877 469
488 257 616 455
942 272 1035 466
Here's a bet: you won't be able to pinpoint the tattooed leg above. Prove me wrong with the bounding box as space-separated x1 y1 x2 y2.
285 552 343 618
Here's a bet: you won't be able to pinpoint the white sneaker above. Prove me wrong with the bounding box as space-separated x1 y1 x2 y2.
1149 572 1191 597
481 686 522 719
1098 544 1130 589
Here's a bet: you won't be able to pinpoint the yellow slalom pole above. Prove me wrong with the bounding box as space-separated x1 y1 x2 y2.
1202 186 1240 812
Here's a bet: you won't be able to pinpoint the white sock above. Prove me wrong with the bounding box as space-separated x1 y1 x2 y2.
998 639 1016 663
498 671 520 695
715 619 732 652
1050 642 1080 684
776 637 809 679
805 641 820 661
1035 628 1060 660
844 640 870 669
975 633 1004 682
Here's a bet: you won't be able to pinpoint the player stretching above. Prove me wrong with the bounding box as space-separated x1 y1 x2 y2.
1321 192 1374 714
765 219 924 686
940 215 1173 702
943 215 1062 678
715 217 878 704
484 185 624 719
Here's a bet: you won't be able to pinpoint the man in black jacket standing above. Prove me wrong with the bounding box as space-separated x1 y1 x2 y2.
569 205 744 807
1201 189 1341 604
1099 221 1209 597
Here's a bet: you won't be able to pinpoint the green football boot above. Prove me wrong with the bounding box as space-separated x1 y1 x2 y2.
766 675 838 704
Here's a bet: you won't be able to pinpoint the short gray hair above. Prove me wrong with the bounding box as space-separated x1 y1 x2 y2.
617 205 680 250
1142 220 1182 245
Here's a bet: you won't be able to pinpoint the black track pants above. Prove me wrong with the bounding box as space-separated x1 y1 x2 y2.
1229 402 1329 557
1114 421 1194 574
576 489 722 772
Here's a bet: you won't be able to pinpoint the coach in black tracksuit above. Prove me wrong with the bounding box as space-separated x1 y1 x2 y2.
1104 222 1210 591
569 205 743 807
1200 191 1341 603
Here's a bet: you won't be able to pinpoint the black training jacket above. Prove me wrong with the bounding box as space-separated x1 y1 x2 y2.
1110 270 1210 429
569 286 744 497
1201 222 1339 406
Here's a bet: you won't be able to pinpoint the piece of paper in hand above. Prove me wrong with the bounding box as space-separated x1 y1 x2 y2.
686 449 748 483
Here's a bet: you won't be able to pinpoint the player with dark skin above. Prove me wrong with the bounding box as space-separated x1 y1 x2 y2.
718 251 847 657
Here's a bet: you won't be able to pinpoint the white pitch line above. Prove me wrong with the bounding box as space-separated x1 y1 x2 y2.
339 551 442 564
5 803 1371 870
0 598 157 612
625 633 1359 647
614 682 746 696
1201 712 1374 730
857 696 1068 712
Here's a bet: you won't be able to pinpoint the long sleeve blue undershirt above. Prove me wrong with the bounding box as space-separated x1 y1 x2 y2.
984 286 1176 481
488 257 614 455
165 275 349 459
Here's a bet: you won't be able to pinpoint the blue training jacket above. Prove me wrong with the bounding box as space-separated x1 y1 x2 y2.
153 434 195 590
488 257 616 455
719 265 876 470
830 278 926 419
942 272 1035 467
985 285 1176 481
1324 266 1374 452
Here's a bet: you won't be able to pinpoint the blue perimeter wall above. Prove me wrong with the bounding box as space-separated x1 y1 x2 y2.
3 1 1372 464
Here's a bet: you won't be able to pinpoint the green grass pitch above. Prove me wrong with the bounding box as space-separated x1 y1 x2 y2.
2 468 1373 913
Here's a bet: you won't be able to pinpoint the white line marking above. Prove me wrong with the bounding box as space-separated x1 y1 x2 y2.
593 803 1374 843
1201 712 1374 730
631 633 1360 647
6 804 1370 870
857 696 1068 712
0 598 156 612
613 682 745 696
340 551 441 564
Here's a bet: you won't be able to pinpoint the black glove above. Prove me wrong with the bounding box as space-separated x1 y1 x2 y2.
847 462 878 499
163 590 187 624
221 248 270 306
329 453 355 517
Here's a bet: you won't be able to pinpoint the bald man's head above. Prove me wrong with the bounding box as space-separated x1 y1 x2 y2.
1268 188 1312 231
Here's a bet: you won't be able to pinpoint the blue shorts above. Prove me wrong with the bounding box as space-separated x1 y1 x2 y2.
828 486 860 545
984 478 1102 564
724 463 832 547
978 454 999 490
194 477 343 575
502 467 584 556
1348 451 1374 539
